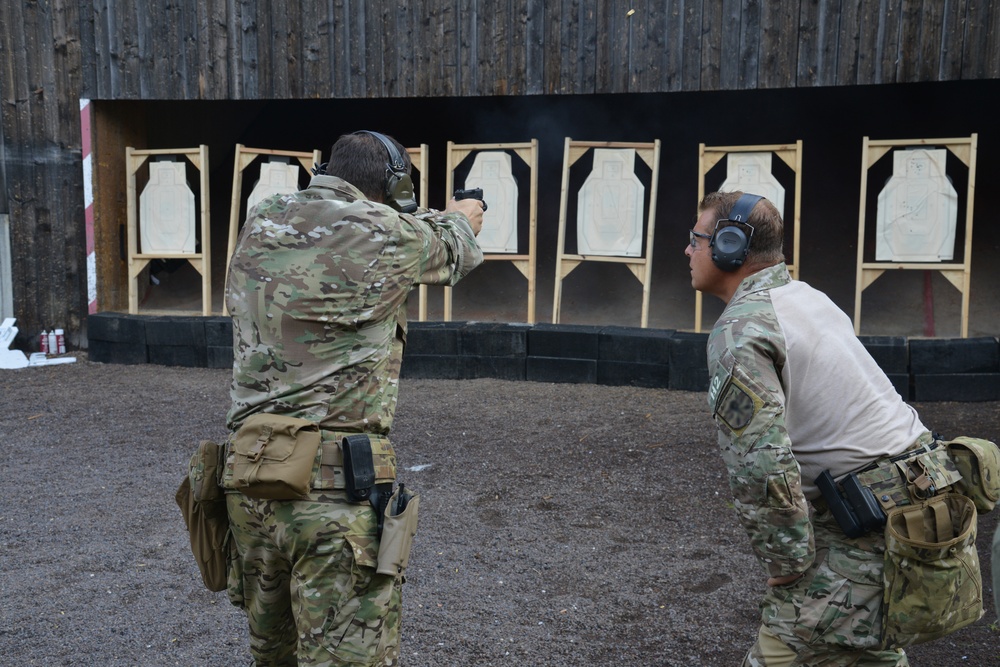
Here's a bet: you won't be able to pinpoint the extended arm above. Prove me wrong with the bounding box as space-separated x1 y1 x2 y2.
403 202 484 286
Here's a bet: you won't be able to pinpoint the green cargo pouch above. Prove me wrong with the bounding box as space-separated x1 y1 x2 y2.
175 440 230 592
882 493 983 649
945 436 1000 513
223 414 321 500
376 485 419 577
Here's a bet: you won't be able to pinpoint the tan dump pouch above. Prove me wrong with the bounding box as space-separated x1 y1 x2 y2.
223 414 321 500
882 493 983 649
945 436 1000 513
175 440 230 592
189 438 224 502
376 487 420 577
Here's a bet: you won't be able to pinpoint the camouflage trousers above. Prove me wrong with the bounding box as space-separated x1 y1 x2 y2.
742 510 908 667
226 491 402 666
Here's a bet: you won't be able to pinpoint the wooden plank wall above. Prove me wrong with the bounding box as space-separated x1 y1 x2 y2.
1 0 1000 342
74 0 1000 99
0 0 87 341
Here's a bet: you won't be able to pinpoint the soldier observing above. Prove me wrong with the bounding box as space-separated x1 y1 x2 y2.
222 130 484 665
686 190 993 666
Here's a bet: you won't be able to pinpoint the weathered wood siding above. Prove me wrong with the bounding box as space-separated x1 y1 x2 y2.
0 0 86 338
75 0 1000 99
1 0 999 341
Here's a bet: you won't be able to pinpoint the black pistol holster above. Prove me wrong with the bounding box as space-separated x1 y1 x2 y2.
816 469 887 538
342 434 394 537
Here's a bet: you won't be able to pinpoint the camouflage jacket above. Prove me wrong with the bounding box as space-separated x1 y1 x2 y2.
225 174 483 434
706 263 813 579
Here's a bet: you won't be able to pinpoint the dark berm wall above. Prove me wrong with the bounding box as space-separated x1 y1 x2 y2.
86 313 1000 403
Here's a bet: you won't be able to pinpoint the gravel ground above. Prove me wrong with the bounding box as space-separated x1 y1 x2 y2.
1 355 998 666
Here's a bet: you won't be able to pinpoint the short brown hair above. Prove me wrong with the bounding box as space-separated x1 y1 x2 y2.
326 131 411 202
698 191 785 269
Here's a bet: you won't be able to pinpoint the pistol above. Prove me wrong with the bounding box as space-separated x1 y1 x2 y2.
816 470 864 538
841 473 887 534
454 187 488 211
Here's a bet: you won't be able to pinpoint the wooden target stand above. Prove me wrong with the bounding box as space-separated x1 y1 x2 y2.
391 144 435 321
426 140 539 323
552 139 661 328
408 144 431 221
854 134 979 337
225 145 322 296
695 141 803 332
126 145 212 316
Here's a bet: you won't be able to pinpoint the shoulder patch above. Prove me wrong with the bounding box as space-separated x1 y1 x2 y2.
717 377 761 433
710 352 768 440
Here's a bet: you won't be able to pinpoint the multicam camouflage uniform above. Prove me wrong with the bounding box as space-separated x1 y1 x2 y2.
706 263 930 667
994 524 1000 619
224 174 483 666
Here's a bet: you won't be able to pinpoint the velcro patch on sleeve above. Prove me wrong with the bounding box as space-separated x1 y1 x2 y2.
716 375 764 435
710 346 773 442
718 379 758 432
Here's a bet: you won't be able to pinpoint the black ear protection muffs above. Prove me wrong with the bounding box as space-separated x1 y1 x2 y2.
710 193 763 272
356 130 417 214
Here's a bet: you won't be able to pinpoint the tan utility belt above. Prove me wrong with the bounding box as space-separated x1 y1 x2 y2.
855 441 962 512
812 443 972 533
311 432 397 491
221 413 396 500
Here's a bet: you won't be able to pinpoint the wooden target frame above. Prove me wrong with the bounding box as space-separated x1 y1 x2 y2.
427 140 538 323
853 134 978 337
392 143 434 319
552 138 661 328
225 145 322 279
126 145 211 316
408 144 431 215
695 141 803 332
